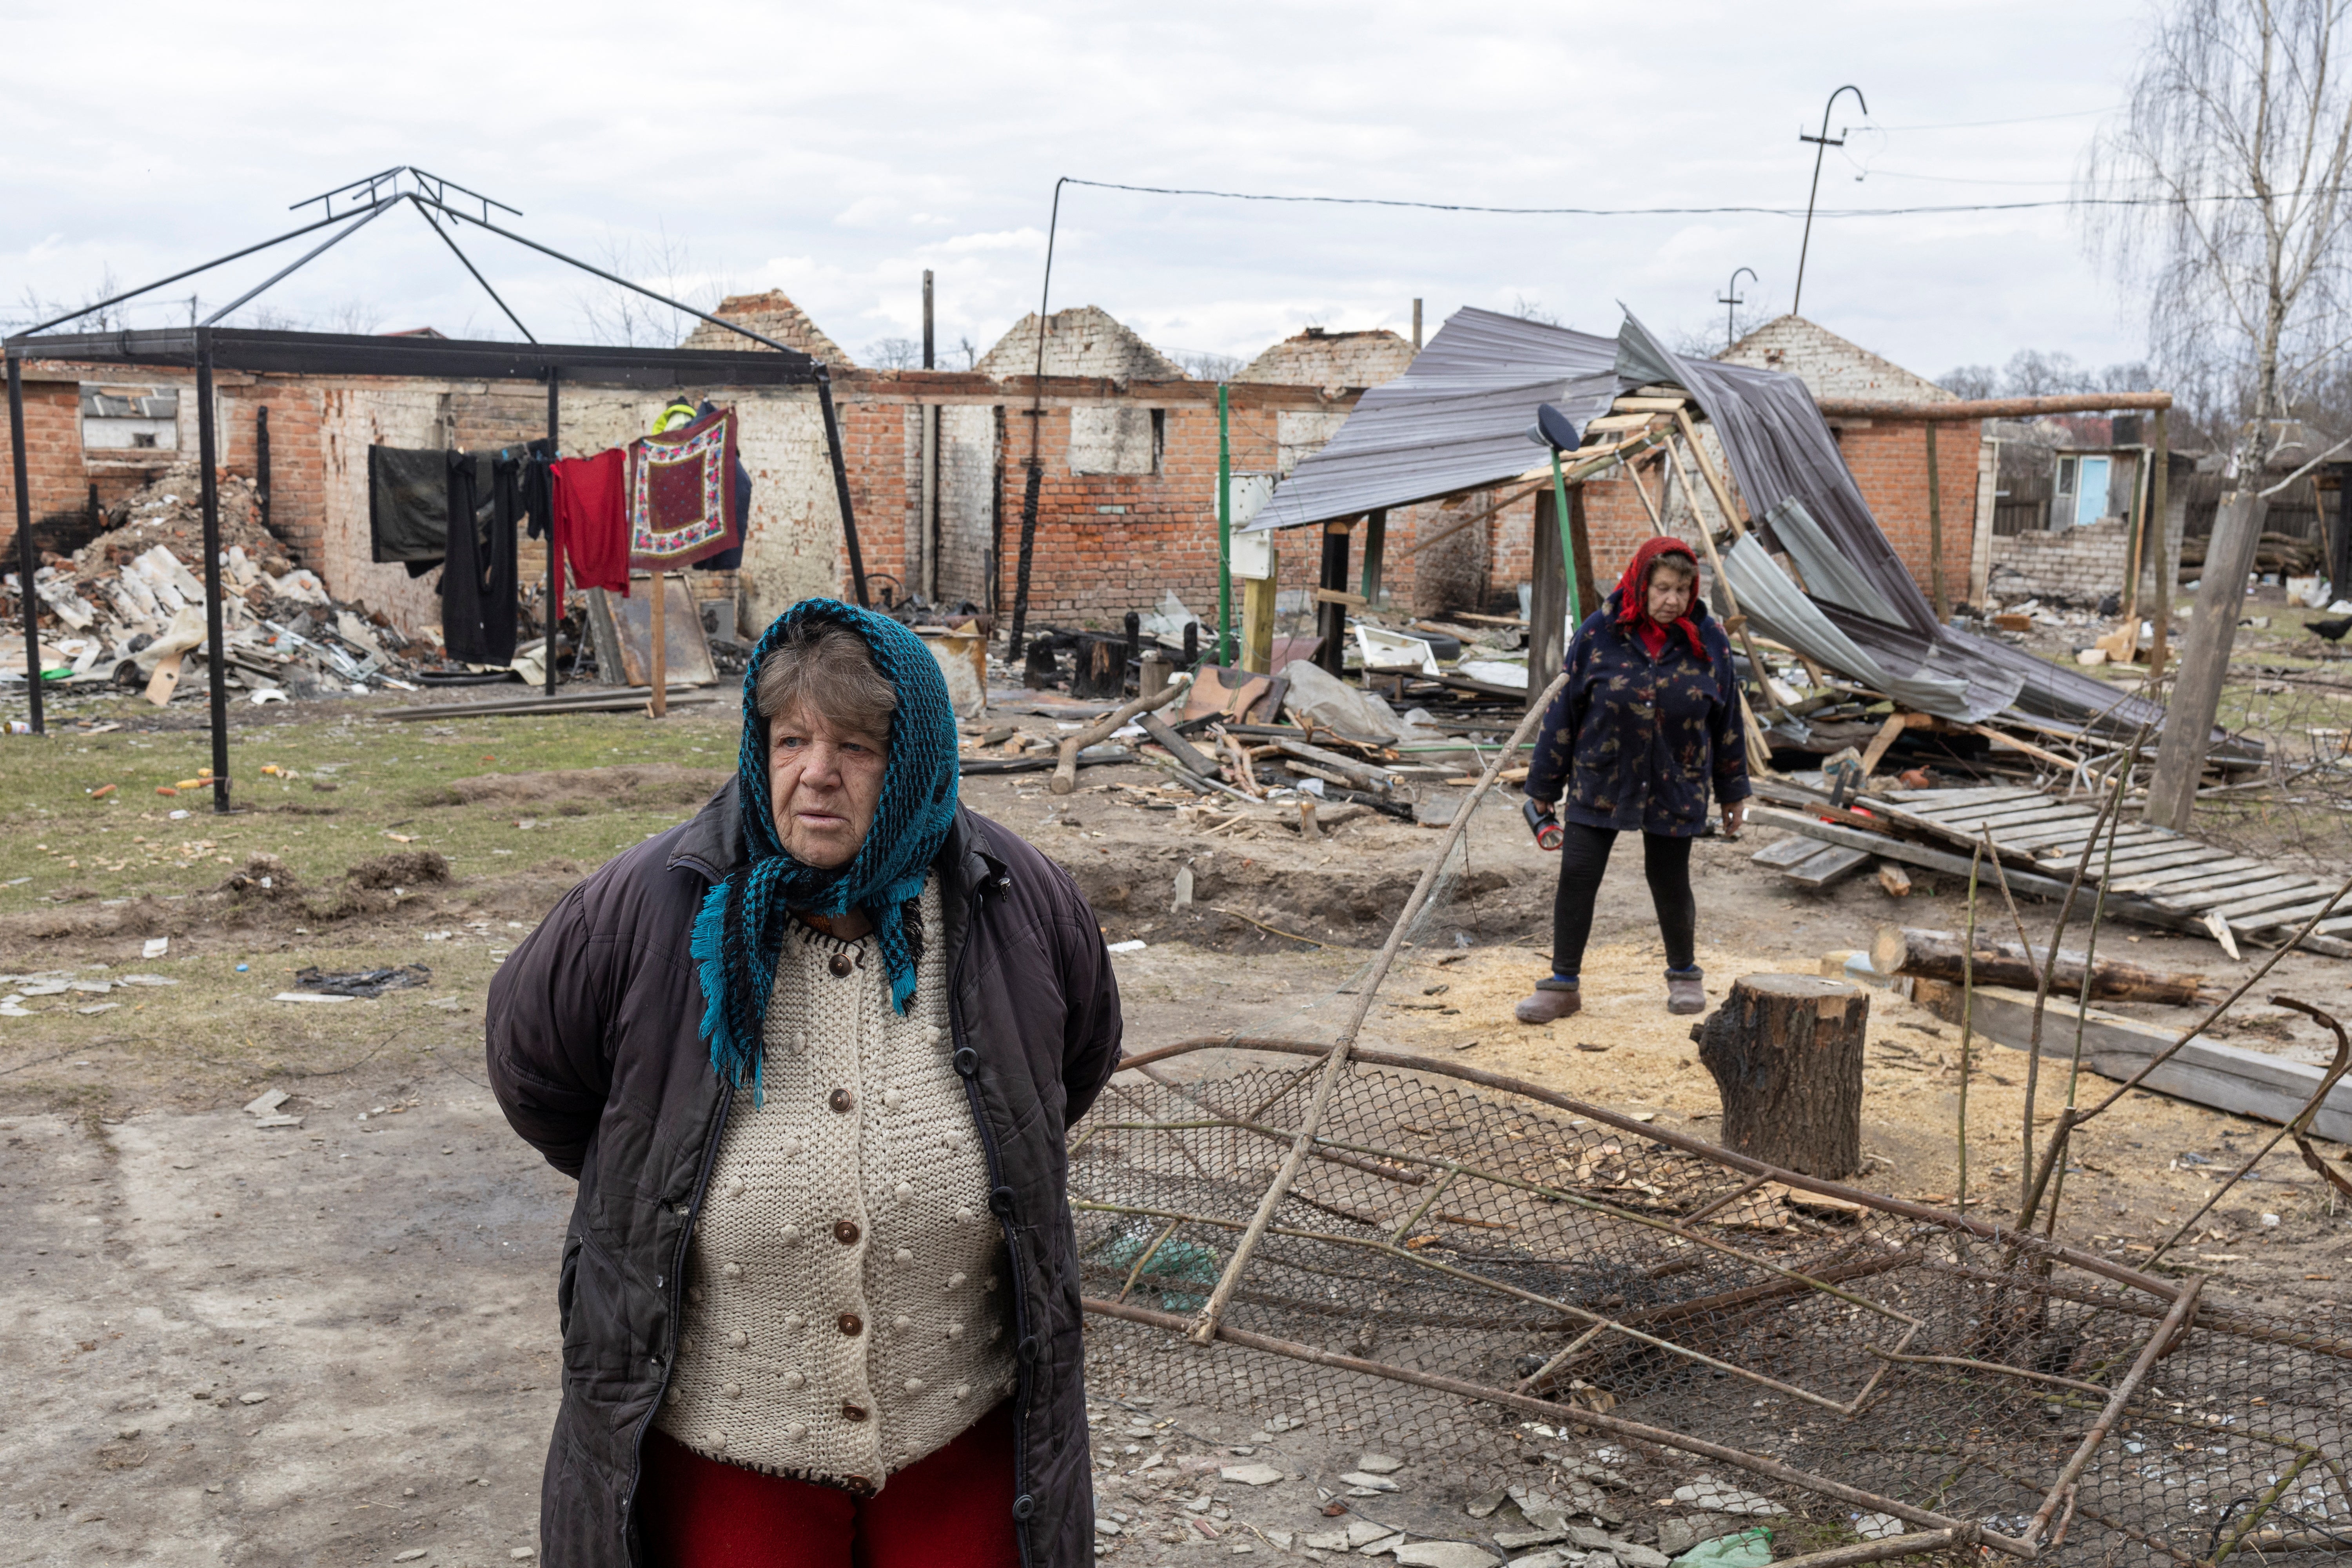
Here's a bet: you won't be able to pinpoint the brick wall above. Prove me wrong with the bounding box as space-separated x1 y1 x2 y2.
1986 517 2136 604
0 377 89 561
1831 417 1983 607
936 405 997 609
802 374 1361 631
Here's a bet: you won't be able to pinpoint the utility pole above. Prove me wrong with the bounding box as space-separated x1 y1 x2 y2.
1793 85 1866 317
1718 267 1756 352
920 270 937 602
2146 487 2269 828
1411 298 1423 352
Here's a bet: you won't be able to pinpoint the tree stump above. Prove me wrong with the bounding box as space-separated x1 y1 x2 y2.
1693 974 1868 1178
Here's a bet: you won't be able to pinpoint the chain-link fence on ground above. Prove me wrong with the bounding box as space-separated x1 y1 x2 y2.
1075 1046 2352 1567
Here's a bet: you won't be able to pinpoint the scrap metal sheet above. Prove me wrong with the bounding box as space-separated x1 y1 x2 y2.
1245 307 1618 531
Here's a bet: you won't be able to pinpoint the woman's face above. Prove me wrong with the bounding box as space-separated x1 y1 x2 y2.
1646 564 1698 624
768 703 889 869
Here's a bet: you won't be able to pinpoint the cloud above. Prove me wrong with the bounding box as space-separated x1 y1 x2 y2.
0 0 2155 374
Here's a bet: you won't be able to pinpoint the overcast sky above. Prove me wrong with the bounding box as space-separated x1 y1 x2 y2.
1 0 2157 383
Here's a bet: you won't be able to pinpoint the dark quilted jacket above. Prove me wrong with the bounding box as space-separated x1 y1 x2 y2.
1525 590 1751 835
486 785 1122 1568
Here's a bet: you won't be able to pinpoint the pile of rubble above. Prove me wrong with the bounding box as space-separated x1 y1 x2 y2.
2 469 427 703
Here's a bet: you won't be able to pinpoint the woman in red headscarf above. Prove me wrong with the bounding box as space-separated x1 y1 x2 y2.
1515 537 1750 1020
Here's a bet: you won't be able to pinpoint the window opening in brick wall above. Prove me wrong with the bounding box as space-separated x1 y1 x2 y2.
1069 406 1160 476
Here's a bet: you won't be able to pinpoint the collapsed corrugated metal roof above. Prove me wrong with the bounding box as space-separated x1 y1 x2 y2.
1243 307 1617 532
1249 305 2181 740
1612 313 2173 737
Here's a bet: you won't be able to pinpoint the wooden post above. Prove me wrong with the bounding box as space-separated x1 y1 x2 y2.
1241 544 1278 674
2146 488 2269 829
2147 410 2172 677
1673 409 1748 537
2122 428 2152 623
544 368 560 696
1566 483 1599 628
1359 508 1387 606
1926 423 1948 621
1316 519 1351 677
649 571 668 717
1528 487 1568 715
1694 975 1868 1177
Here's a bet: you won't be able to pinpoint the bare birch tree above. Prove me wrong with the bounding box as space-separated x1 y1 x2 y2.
2079 0 2352 473
2081 0 2352 824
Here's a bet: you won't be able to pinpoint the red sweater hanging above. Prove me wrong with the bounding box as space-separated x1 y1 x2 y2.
549 448 631 603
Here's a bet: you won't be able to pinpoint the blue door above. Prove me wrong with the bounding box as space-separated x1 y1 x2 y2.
2074 456 2110 526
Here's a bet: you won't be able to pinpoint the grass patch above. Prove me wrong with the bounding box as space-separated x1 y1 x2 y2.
0 699 745 1116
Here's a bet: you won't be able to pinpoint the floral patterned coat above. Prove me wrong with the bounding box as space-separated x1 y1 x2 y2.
1525 590 1751 836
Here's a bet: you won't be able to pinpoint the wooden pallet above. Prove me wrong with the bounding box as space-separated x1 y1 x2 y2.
1878 787 2352 953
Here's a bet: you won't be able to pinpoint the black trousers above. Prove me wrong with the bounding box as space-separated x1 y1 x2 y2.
1550 822 1697 979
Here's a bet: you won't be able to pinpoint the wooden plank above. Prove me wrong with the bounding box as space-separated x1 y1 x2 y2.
1858 713 1911 777
1920 983 2352 1144
2044 843 2224 878
1882 786 2047 809
1140 712 1218 778
2018 826 2173 854
2239 897 2351 932
1997 822 2156 853
2013 832 2176 864
1751 835 1829 869
2153 875 2327 915
1782 843 1873 888
2041 825 2195 857
1745 807 2195 931
2207 884 2341 923
1933 804 2098 833
2129 869 2296 905
2111 860 2269 895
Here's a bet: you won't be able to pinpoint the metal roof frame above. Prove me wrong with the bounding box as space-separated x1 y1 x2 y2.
5 169 870 804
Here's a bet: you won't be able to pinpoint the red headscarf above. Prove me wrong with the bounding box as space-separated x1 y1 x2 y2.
1613 537 1709 663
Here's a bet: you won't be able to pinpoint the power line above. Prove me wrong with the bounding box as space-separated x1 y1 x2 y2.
1058 175 2333 220
1862 105 2123 131
1837 167 2082 188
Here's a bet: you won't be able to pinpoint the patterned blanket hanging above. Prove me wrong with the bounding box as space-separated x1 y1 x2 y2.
626 406 741 569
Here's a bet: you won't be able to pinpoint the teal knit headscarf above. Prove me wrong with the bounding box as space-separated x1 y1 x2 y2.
690 599 961 1101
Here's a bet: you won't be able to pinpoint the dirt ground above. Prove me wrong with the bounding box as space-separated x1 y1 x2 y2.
2 682 2349 1565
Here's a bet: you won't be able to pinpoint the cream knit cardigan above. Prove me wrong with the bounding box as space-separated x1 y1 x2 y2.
657 876 1017 1490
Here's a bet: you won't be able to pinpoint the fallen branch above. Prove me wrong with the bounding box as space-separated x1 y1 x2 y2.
1051 674 1192 795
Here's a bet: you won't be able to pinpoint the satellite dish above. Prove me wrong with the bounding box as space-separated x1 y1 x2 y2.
1526 401 1583 452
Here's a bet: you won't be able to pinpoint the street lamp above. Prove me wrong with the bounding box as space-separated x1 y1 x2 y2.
1718 267 1757 352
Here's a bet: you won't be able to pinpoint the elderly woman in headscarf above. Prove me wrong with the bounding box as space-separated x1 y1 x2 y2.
489 600 1122 1568
1514 537 1751 1024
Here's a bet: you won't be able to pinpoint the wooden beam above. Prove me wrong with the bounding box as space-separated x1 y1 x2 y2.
1926 423 1948 621
2147 408 2172 677
1675 409 1749 537
1812 391 2174 421
1400 479 1545 560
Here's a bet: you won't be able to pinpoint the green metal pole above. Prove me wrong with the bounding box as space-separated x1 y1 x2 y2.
1550 448 1581 625
1218 383 1234 664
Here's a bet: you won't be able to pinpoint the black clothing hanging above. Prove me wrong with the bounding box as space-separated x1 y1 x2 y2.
440 449 518 666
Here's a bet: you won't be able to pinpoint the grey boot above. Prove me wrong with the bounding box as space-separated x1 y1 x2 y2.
1665 968 1706 1015
1514 978 1581 1024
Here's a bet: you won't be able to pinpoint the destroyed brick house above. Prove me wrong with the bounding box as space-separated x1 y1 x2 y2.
6 297 2025 653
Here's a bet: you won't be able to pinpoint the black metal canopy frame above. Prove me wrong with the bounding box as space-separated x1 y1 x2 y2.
4 167 873 809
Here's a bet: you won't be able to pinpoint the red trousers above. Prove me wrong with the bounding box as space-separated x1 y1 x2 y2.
638 1400 1021 1568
